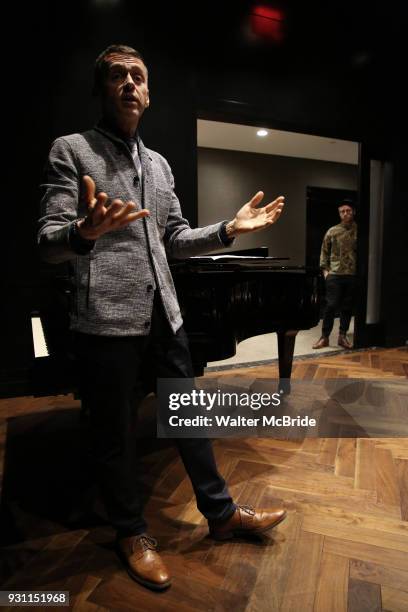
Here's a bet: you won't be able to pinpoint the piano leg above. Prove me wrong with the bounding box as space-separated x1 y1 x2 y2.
277 330 298 394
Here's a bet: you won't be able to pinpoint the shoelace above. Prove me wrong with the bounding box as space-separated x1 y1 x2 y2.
132 534 158 553
237 504 255 516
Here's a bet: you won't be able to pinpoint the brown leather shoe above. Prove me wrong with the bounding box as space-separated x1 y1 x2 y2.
117 534 171 591
208 504 287 540
338 334 353 349
312 336 329 349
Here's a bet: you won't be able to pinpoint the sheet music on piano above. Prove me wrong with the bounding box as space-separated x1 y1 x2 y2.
190 255 289 260
183 254 291 270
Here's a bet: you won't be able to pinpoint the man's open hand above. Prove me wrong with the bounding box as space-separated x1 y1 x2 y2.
77 175 150 240
226 192 285 237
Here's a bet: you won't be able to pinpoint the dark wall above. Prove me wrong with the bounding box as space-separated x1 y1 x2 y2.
3 2 198 390
382 154 408 346
198 148 358 265
2 0 408 394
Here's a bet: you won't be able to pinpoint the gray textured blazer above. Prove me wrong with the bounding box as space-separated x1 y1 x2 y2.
38 125 228 335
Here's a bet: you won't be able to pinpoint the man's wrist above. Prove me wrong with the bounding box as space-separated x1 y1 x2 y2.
69 219 96 254
219 220 236 246
76 218 98 241
226 219 237 238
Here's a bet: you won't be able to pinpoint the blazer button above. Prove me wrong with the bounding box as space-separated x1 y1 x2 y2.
144 321 151 328
133 175 139 185
147 284 153 292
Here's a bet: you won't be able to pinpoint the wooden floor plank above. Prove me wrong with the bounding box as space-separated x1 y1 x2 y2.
246 512 303 612
355 439 377 492
263 485 397 520
302 512 408 554
284 501 408 544
314 552 349 612
324 537 408 572
71 575 104 611
279 529 323 611
335 438 356 478
395 458 408 521
350 558 408 592
375 447 401 513
316 438 339 467
381 585 408 612
347 578 381 612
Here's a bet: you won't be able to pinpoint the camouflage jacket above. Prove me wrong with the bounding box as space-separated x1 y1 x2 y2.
320 221 357 275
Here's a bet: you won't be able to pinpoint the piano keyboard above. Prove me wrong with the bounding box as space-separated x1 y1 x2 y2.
31 315 49 358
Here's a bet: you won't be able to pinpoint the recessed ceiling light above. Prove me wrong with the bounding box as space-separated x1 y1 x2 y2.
257 129 268 137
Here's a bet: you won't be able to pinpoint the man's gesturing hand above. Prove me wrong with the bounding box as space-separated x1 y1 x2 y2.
76 175 150 240
225 192 285 238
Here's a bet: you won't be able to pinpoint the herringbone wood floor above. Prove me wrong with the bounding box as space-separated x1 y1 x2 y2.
0 347 407 611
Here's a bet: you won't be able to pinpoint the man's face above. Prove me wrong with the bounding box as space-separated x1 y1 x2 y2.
101 53 150 125
338 204 354 223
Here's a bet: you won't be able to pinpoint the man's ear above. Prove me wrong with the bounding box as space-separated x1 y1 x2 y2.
146 91 150 108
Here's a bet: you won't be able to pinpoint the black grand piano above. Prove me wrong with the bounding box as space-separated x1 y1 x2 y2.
31 248 322 395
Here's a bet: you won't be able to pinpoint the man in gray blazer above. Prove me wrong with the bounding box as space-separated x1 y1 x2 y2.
38 45 286 591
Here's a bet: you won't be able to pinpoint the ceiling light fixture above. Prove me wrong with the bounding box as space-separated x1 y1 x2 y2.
257 129 268 137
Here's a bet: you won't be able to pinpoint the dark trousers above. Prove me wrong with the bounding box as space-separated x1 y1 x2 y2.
322 275 356 337
74 293 235 537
